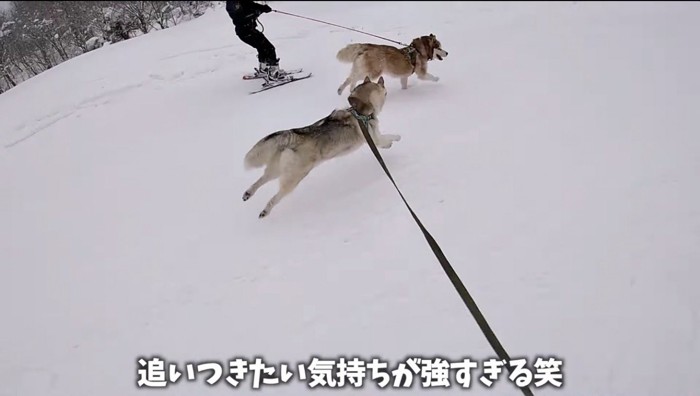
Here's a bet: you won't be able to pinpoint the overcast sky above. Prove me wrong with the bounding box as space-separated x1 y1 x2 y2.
0 2 11 12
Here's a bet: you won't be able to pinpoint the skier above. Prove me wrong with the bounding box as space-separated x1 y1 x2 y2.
226 0 285 81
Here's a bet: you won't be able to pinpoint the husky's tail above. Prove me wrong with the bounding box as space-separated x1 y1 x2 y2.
244 132 286 170
336 44 365 63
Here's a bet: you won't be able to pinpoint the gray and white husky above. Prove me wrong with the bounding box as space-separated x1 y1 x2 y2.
242 76 401 218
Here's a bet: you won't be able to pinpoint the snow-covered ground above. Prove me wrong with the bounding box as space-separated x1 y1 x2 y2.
2 2 699 395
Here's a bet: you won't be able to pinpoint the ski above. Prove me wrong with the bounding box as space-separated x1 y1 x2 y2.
242 68 304 80
249 73 313 95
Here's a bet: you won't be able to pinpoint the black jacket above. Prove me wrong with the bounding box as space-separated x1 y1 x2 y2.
226 0 268 26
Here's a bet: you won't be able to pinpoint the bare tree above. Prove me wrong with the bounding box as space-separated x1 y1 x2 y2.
55 1 104 53
0 15 16 92
149 1 173 30
117 1 156 34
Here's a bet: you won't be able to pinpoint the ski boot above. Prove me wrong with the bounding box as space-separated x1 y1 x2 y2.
261 59 292 87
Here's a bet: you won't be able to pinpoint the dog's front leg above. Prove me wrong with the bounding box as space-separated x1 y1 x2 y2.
378 134 401 148
370 123 401 149
417 72 440 82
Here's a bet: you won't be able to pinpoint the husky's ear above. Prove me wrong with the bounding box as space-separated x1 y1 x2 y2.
363 76 371 84
430 33 435 38
377 76 385 87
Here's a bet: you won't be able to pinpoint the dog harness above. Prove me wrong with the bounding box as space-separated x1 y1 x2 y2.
404 45 417 73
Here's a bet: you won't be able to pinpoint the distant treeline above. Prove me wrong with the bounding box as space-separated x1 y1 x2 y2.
0 1 218 93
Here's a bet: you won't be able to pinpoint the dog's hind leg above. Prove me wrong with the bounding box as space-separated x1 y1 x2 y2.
337 63 365 95
243 159 280 202
338 76 363 95
348 78 360 92
400 76 409 89
337 76 353 95
258 151 314 218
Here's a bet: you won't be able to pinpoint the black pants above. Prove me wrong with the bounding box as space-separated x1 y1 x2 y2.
235 23 277 65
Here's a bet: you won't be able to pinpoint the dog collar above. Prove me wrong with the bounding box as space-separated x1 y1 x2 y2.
348 107 374 127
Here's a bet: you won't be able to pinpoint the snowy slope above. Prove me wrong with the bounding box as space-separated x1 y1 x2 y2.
2 1 700 396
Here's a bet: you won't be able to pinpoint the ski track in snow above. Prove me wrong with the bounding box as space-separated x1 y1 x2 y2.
5 83 145 148
3 55 236 148
2 2 700 396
